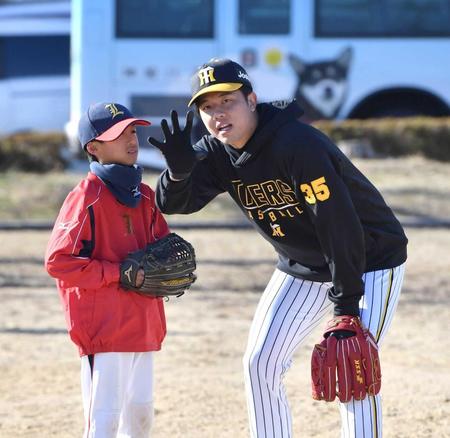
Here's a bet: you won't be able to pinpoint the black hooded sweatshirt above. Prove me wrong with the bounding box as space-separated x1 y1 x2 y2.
156 101 407 316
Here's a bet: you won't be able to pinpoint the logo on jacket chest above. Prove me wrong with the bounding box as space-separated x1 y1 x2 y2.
231 179 303 236
122 213 134 235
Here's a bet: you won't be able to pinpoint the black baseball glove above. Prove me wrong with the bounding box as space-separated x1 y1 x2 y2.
120 233 197 298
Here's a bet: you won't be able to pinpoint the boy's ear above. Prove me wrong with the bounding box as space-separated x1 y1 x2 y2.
85 141 100 162
86 141 97 155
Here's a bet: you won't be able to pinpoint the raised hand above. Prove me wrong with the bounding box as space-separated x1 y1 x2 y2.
148 110 196 180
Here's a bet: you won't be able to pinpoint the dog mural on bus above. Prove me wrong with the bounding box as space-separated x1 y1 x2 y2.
288 47 353 121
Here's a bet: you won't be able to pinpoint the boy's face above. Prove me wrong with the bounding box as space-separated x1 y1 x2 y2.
197 90 258 149
87 124 139 166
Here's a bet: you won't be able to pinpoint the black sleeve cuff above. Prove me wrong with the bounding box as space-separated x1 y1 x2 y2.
168 170 192 181
156 170 191 213
333 300 360 317
160 170 190 189
327 286 361 317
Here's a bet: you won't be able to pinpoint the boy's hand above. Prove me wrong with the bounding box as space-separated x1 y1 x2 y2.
136 269 144 288
148 110 196 180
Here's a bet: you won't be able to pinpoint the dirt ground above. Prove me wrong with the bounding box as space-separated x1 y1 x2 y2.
0 226 449 438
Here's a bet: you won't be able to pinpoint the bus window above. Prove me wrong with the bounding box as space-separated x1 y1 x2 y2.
115 0 214 38
239 0 290 34
0 36 70 79
316 0 450 37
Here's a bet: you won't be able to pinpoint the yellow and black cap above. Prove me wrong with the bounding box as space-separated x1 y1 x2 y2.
189 58 252 107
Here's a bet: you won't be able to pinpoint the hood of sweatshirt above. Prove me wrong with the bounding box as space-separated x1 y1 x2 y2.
223 100 304 168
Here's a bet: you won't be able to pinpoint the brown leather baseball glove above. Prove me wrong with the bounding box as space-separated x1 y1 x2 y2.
311 315 381 403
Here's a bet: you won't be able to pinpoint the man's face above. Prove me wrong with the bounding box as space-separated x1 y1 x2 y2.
197 90 258 149
87 124 139 166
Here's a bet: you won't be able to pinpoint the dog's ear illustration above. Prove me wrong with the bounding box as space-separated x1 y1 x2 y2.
288 53 306 76
337 47 353 70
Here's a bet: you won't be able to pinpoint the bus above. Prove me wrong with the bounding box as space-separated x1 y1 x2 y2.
69 0 450 167
0 0 70 134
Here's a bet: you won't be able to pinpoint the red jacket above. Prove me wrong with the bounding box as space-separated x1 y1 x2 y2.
45 172 169 356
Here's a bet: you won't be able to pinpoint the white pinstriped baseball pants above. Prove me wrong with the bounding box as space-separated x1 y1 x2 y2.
243 264 405 438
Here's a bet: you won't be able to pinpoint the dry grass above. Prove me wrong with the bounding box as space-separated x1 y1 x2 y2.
1 156 449 223
353 156 450 224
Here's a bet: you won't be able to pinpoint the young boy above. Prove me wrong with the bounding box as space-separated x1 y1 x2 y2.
45 102 169 437
149 58 408 437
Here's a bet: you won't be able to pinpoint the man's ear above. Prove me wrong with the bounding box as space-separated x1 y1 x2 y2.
248 92 257 111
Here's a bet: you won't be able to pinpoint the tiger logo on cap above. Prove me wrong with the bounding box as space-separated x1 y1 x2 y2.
198 66 216 86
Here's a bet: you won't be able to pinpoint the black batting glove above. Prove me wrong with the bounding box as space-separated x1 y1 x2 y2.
148 110 196 180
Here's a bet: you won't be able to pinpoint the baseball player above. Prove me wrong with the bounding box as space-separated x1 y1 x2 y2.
45 103 170 437
150 58 408 437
